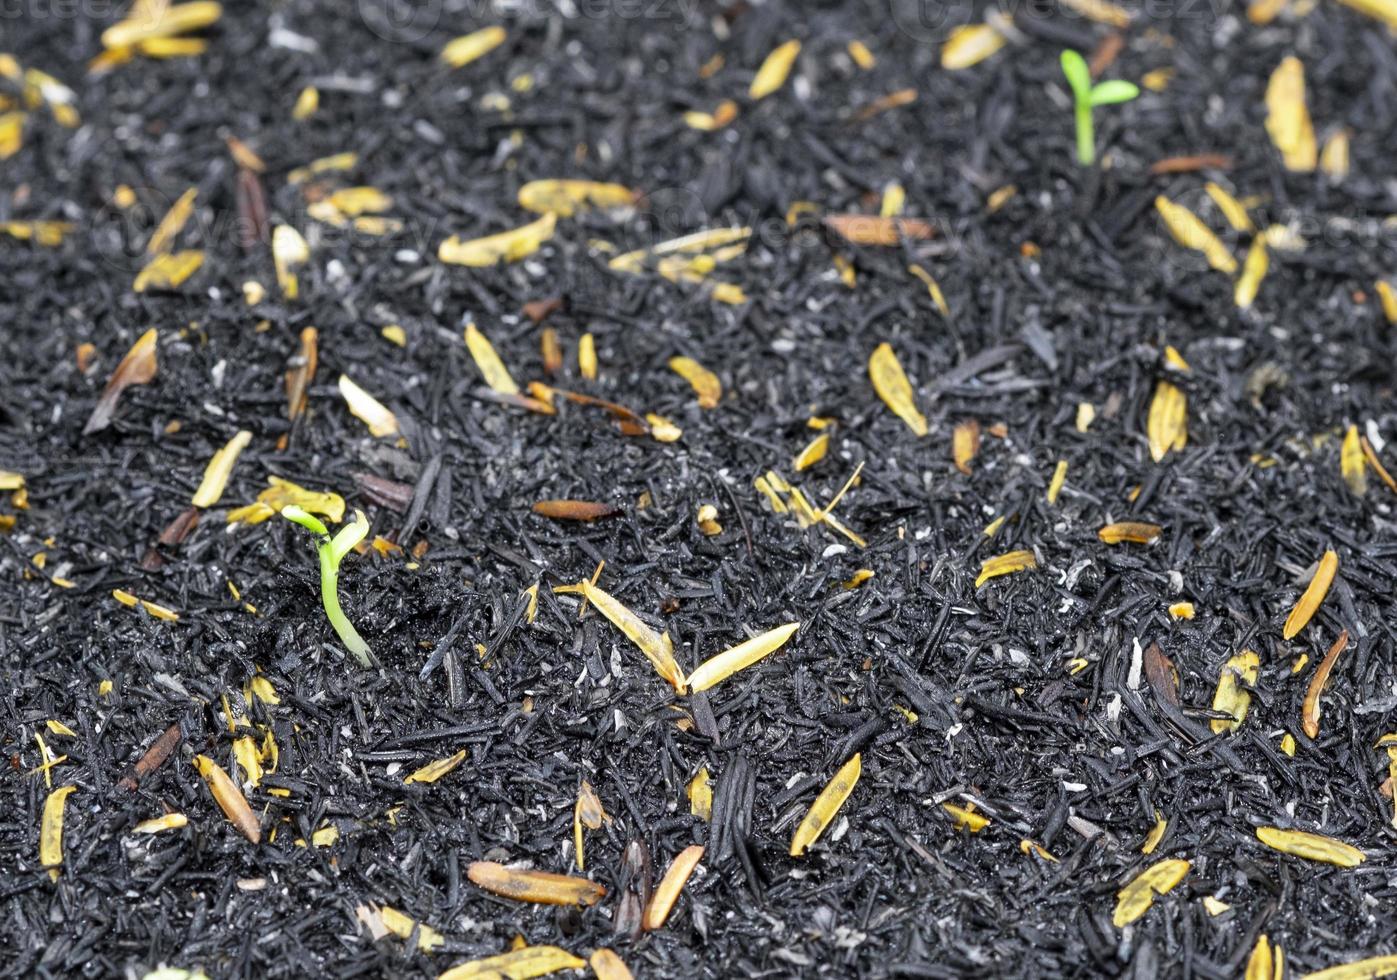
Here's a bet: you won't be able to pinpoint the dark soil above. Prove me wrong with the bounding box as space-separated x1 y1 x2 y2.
3 1 1397 977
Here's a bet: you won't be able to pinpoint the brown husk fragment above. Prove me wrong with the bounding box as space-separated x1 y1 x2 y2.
84 328 158 435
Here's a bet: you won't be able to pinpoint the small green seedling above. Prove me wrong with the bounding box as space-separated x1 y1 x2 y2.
282 505 372 667
1060 50 1140 167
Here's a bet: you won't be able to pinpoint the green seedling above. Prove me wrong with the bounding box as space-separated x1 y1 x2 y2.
281 505 372 667
1060 49 1140 167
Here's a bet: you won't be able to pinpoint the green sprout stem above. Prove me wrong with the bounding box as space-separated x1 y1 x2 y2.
1060 49 1140 167
282 505 373 667
1075 100 1095 168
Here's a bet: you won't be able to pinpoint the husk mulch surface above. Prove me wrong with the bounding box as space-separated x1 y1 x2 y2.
3 1 1397 977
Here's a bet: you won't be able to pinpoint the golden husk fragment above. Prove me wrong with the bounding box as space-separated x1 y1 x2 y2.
1255 826 1364 867
1335 0 1397 25
1155 196 1237 274
696 504 722 536
1209 650 1260 734
668 356 720 408
793 433 828 471
1046 459 1068 505
405 749 466 785
0 112 22 159
232 735 264 787
1 219 76 245
908 264 950 316
579 582 685 692
869 343 927 436
1060 0 1134 24
880 182 905 217
941 24 1006 70
644 845 705 930
1098 522 1162 545
1146 380 1187 462
1141 812 1168 854
952 420 980 474
438 213 556 267
191 430 252 508
1265 56 1317 172
326 187 392 217
1301 953 1397 980
578 332 597 379
379 906 444 951
291 86 318 120
790 753 861 856
146 188 197 254
466 861 606 906
1377 281 1397 325
1341 424 1366 496
193 754 260 843
943 803 989 832
1163 345 1191 372
133 812 188 834
102 1 221 48
518 180 634 217
134 250 204 292
1245 935 1283 980
1112 859 1190 928
1235 238 1268 309
464 323 519 395
228 476 344 526
440 26 507 68
245 676 277 707
589 949 635 980
438 946 585 980
1282 549 1338 640
685 622 799 694
40 785 77 880
749 40 800 100
644 413 683 442
1320 130 1350 181
975 550 1036 588
112 589 180 621
272 224 309 298
844 569 875 589
288 151 357 184
684 99 739 131
1204 182 1254 233
338 374 399 437
609 226 749 273
688 767 713 820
